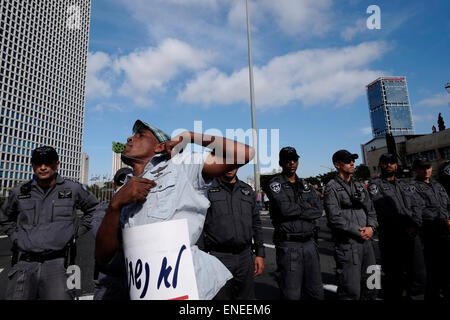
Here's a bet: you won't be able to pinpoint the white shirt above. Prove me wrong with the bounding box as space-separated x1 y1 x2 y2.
120 152 232 299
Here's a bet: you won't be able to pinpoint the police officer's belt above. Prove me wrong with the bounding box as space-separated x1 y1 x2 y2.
18 249 67 263
207 243 250 254
279 232 313 242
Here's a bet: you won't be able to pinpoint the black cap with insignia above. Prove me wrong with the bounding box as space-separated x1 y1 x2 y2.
279 147 300 162
31 146 59 165
332 150 358 164
113 167 133 187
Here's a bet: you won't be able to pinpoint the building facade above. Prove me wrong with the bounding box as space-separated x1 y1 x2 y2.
362 129 450 179
80 152 89 185
367 77 415 138
112 152 129 178
0 0 91 196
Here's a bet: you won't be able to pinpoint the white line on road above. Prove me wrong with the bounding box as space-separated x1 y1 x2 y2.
0 235 8 239
263 243 275 249
262 227 274 230
78 295 94 300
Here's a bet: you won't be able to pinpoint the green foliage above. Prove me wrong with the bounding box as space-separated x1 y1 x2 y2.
304 177 321 186
112 142 125 153
316 171 337 186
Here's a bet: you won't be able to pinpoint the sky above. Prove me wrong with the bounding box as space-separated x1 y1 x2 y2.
83 0 450 183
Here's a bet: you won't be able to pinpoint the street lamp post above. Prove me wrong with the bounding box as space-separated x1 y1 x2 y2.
446 82 450 107
245 0 260 193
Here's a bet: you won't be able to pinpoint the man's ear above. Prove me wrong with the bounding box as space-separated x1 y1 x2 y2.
154 142 166 154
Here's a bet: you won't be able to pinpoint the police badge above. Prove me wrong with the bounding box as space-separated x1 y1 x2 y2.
270 182 281 194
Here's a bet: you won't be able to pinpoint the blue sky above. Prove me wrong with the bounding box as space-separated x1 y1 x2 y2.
84 0 450 183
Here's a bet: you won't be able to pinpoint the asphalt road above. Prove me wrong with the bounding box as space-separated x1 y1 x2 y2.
0 210 382 300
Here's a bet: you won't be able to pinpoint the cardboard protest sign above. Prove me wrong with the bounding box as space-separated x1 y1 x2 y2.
122 219 199 300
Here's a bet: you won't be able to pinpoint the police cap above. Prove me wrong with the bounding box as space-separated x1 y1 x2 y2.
379 153 398 165
412 158 431 169
31 146 59 165
332 150 358 164
113 167 133 187
279 147 300 162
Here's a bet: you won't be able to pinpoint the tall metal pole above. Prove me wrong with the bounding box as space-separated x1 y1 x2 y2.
245 0 260 193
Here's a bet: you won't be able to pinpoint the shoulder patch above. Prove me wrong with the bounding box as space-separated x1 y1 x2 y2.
444 164 450 176
270 182 281 194
208 187 220 193
356 185 365 192
241 188 251 196
18 194 31 199
368 184 378 195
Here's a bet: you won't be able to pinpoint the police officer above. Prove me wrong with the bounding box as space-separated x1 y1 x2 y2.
368 153 425 300
412 158 450 300
266 147 324 300
91 167 133 300
201 168 265 300
324 150 378 300
0 146 100 300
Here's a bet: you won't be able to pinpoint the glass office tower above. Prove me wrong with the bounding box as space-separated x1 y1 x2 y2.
367 77 415 138
0 1 91 195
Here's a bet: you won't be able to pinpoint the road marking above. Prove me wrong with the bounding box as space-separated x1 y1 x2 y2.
78 294 94 300
0 235 8 239
263 243 275 249
323 284 338 293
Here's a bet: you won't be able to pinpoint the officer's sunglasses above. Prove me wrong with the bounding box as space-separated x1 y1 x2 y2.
32 158 57 166
341 158 355 164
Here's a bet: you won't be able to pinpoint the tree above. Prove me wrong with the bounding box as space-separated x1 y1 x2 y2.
317 171 337 186
438 113 446 131
112 141 125 153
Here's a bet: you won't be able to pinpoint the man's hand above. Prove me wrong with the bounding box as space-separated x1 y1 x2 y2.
164 131 191 158
254 256 264 277
111 177 156 210
360 226 374 240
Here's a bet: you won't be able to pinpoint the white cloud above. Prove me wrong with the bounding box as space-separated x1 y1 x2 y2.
258 0 333 36
341 18 367 41
86 39 213 106
416 93 449 108
413 113 435 123
361 127 372 135
113 38 213 105
179 41 388 109
86 52 113 99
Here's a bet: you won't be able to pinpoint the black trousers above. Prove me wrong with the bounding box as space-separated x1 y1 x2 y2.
422 225 450 301
276 240 324 300
379 231 426 300
211 248 255 300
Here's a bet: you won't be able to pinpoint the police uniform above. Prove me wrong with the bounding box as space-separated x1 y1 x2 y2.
369 177 425 299
412 178 450 300
120 152 233 300
91 167 132 300
201 177 265 300
0 174 99 300
266 174 324 300
324 175 378 300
